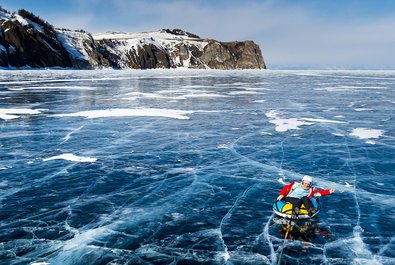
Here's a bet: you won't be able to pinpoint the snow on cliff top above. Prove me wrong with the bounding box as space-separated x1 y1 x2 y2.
92 30 202 41
56 29 92 61
0 10 44 33
0 10 10 21
92 30 209 69
92 30 208 52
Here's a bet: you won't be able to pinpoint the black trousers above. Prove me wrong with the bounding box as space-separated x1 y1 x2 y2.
284 196 314 212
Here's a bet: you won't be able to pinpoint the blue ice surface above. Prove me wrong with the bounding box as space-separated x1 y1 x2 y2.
0 69 394 264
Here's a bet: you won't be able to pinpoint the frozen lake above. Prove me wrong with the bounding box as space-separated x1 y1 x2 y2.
0 69 394 264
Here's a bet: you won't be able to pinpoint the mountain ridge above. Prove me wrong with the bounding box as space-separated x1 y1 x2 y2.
0 7 266 70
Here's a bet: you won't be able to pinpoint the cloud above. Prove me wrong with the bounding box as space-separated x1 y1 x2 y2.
264 10 395 68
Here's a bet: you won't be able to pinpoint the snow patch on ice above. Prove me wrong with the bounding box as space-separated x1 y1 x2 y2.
344 182 353 187
316 86 385 92
277 178 287 185
0 108 42 120
265 110 313 132
53 108 194 120
167 167 196 174
350 128 384 139
0 180 8 187
184 93 228 98
43 153 97 163
217 143 233 149
9 85 97 91
170 212 184 220
265 110 346 132
354 108 373 112
228 91 258 95
62 226 108 251
302 118 346 124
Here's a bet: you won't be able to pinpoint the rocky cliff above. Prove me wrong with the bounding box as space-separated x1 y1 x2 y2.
0 9 73 68
0 8 266 70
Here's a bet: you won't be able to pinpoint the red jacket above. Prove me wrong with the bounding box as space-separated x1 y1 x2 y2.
279 181 332 198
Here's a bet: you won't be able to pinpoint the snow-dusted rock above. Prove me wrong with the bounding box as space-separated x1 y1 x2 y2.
56 29 110 69
0 9 72 68
0 8 265 70
93 29 265 69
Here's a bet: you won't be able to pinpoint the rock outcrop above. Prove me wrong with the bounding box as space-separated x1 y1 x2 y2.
200 40 265 69
56 29 110 69
94 30 266 70
0 10 72 68
0 8 266 70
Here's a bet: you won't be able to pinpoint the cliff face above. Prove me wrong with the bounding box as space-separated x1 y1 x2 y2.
94 30 266 70
56 29 110 69
0 8 266 70
0 13 72 68
201 40 265 69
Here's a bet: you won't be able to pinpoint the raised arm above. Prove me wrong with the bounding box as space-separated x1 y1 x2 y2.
312 187 336 197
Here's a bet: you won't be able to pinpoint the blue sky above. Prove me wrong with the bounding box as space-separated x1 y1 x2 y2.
2 0 395 69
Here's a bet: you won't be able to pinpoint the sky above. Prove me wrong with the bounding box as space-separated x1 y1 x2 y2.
1 0 395 69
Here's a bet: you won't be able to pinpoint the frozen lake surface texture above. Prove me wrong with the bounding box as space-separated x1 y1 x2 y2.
0 70 394 265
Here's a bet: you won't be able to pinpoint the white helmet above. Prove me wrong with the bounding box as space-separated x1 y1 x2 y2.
302 175 312 183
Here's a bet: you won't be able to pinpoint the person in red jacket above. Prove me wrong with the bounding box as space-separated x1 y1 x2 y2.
276 175 336 216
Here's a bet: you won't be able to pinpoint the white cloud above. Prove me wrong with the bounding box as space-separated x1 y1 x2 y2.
264 12 395 68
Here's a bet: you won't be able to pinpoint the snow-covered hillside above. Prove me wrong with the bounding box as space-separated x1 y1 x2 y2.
93 30 209 69
92 29 265 70
56 29 110 69
1 7 265 70
0 8 73 68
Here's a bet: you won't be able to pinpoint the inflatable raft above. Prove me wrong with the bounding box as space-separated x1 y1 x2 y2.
273 198 320 219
